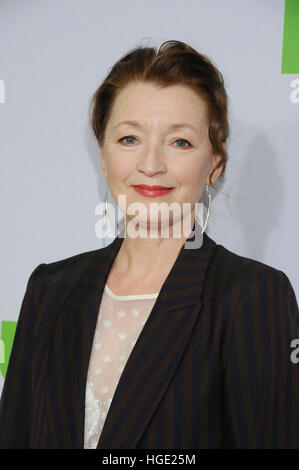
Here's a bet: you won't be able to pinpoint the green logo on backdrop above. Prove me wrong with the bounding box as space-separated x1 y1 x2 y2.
282 0 299 73
0 321 17 379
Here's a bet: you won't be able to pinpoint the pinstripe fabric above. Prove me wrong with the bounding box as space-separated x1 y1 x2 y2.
0 222 298 448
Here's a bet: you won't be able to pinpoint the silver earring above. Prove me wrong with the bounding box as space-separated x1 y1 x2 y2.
104 180 124 235
196 184 211 234
104 181 110 227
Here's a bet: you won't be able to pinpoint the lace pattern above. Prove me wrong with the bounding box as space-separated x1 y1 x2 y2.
84 283 159 449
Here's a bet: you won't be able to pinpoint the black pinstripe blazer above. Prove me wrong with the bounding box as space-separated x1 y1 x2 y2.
0 226 299 449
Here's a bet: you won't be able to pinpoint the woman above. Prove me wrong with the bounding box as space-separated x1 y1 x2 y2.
0 40 298 449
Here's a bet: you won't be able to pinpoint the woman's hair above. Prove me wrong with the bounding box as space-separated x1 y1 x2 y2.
89 39 229 190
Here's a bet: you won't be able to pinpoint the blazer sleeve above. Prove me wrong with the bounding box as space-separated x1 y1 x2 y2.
0 263 46 449
223 266 299 448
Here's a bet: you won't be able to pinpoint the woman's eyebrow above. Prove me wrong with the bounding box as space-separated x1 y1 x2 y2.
113 120 199 133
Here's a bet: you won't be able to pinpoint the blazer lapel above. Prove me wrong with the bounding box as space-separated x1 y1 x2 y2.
44 220 217 448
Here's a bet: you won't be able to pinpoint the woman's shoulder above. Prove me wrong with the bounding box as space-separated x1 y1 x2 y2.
207 240 299 336
212 241 289 279
29 245 108 287
207 244 296 310
208 240 296 302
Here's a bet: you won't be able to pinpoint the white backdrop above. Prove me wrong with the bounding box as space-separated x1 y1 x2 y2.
0 0 298 392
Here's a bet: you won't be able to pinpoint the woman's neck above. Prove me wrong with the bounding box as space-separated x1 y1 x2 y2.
114 214 196 280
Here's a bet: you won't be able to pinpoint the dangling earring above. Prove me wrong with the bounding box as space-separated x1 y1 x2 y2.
195 184 211 234
104 181 110 227
104 180 125 235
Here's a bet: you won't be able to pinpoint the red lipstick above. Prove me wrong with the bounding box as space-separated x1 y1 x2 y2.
132 184 174 197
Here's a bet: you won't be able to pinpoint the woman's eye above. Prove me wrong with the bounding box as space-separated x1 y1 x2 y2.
118 136 192 149
174 139 192 149
118 135 137 145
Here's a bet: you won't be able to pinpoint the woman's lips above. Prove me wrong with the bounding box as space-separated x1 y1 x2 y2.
132 185 174 197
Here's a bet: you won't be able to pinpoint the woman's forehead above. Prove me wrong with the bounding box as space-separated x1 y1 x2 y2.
108 83 209 130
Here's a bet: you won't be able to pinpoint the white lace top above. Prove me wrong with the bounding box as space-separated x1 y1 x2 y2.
84 282 159 449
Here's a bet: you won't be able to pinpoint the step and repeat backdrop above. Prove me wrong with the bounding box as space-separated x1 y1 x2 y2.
0 0 298 392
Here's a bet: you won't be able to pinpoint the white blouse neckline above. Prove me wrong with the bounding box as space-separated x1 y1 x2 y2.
104 283 159 301
84 282 159 448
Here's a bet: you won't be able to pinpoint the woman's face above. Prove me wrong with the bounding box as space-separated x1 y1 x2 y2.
100 81 224 233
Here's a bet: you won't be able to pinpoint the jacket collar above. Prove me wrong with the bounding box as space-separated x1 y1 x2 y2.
69 219 216 310
44 219 218 448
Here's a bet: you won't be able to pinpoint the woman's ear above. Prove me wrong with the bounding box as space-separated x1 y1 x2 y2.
207 142 227 185
207 154 224 185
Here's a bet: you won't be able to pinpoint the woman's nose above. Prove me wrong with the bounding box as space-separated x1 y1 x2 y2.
135 144 167 176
